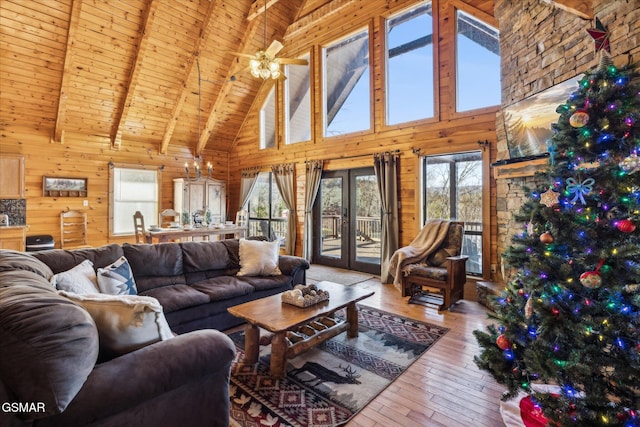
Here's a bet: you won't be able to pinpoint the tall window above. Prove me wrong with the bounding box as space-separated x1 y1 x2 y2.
422 152 483 275
247 172 287 244
285 54 311 144
109 165 160 236
455 10 500 112
323 29 370 137
260 87 276 149
386 3 434 125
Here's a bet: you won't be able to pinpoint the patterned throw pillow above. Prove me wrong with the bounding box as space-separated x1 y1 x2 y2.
97 256 138 295
54 259 100 294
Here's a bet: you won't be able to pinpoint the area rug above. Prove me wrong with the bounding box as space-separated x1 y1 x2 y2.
228 305 448 427
306 264 378 286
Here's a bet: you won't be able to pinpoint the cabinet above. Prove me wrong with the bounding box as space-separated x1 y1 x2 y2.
0 227 26 251
0 155 25 198
173 178 226 225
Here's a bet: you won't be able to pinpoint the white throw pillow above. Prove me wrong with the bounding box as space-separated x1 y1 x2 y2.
97 256 138 295
58 291 173 357
54 259 100 294
237 238 282 276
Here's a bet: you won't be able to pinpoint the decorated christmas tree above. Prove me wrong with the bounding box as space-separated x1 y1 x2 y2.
474 55 640 427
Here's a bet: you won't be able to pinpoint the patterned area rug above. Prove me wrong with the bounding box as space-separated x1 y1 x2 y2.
228 305 448 427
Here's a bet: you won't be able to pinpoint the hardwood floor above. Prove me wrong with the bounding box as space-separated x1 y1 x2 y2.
340 276 507 427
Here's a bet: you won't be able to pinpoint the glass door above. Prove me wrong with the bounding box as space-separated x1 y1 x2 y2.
313 168 380 274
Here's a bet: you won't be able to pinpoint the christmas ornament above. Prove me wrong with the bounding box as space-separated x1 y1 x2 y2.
574 161 599 170
580 259 605 289
615 218 636 233
540 231 554 244
566 177 595 205
496 334 512 350
620 153 639 174
525 297 534 319
587 17 610 53
569 110 589 128
539 188 559 207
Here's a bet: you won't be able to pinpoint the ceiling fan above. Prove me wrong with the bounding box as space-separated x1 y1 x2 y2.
234 2 307 80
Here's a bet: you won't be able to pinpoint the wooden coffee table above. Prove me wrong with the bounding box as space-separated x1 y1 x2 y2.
227 281 374 378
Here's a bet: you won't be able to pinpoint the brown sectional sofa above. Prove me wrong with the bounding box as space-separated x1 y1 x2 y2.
0 239 309 426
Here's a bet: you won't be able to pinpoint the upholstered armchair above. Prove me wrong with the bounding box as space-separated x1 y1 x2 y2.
398 221 468 310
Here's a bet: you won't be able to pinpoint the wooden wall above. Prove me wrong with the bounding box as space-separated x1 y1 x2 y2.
0 126 228 247
228 0 499 276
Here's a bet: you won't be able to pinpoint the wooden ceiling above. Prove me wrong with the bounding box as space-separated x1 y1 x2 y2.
2 0 592 157
0 0 327 155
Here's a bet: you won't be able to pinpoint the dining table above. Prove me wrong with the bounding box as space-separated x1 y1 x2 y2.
144 224 247 243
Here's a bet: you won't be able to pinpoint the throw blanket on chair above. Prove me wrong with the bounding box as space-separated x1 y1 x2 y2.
386 220 451 285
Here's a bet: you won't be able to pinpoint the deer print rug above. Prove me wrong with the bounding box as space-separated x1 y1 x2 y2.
228 305 448 427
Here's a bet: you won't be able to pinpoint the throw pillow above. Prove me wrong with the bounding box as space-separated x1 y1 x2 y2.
58 291 173 358
54 259 100 294
237 238 281 276
97 256 138 295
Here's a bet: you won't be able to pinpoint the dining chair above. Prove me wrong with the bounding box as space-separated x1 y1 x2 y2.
159 208 180 228
133 211 146 243
60 210 90 249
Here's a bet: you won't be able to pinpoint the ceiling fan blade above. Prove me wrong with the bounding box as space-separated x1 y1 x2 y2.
278 58 309 65
265 40 283 57
232 52 256 59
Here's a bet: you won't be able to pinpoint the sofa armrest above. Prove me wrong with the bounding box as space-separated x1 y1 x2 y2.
48 330 235 426
278 255 310 281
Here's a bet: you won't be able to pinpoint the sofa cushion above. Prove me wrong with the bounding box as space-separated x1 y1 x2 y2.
237 238 282 276
59 291 173 359
32 244 124 274
54 259 100 294
402 262 447 281
191 277 254 301
140 284 210 313
0 270 99 418
97 256 138 295
0 249 55 282
122 243 185 292
238 275 291 291
181 240 231 272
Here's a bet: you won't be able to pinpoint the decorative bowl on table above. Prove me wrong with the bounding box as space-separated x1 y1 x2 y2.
282 284 329 307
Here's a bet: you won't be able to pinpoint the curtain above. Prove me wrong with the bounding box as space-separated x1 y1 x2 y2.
271 163 296 255
374 152 399 283
302 160 323 260
238 167 261 210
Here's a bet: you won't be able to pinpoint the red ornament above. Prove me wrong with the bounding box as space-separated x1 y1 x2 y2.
615 218 636 233
496 334 512 350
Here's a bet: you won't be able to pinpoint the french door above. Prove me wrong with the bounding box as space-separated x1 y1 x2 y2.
312 168 380 275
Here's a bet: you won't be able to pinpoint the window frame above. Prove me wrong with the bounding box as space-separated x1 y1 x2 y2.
246 172 288 245
321 25 373 139
284 51 313 145
108 163 162 237
260 84 277 150
384 2 436 127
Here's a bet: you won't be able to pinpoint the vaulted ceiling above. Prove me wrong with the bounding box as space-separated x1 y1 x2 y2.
0 0 328 155
0 0 594 157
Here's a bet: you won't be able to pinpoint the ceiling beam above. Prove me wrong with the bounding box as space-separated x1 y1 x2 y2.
110 0 159 150
541 0 593 20
247 0 281 22
158 0 219 155
51 0 83 144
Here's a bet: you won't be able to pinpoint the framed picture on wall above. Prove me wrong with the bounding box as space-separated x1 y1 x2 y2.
502 75 581 160
43 176 88 197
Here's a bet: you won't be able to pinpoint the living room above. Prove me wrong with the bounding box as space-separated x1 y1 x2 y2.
1 0 638 426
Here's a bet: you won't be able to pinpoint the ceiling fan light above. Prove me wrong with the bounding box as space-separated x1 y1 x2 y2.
268 61 280 73
259 68 270 79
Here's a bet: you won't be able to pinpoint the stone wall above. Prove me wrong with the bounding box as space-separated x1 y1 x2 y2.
492 0 640 283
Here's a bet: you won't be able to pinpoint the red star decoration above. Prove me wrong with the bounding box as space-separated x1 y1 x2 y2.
587 18 610 53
